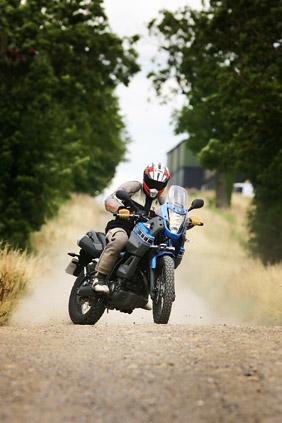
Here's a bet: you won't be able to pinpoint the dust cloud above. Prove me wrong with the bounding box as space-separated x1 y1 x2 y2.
12 268 227 328
11 196 228 327
11 238 226 327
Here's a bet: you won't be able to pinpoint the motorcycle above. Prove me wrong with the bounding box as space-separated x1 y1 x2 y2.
66 185 204 325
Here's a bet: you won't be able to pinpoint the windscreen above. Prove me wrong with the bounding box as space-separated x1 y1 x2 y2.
166 185 188 209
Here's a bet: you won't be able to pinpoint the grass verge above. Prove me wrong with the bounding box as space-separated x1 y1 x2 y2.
0 245 38 325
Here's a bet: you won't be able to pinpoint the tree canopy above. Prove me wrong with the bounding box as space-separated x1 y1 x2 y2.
148 0 282 263
0 0 139 247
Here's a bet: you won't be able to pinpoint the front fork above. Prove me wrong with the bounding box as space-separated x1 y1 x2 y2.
149 267 155 300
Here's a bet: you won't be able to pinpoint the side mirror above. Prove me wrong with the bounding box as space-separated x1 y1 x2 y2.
116 190 131 202
188 198 204 212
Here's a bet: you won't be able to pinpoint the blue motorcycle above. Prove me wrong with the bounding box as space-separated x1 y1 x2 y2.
66 185 204 325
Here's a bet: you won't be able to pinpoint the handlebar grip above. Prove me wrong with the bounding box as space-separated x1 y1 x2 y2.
114 213 137 218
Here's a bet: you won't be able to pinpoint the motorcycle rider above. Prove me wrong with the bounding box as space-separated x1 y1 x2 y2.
92 163 171 296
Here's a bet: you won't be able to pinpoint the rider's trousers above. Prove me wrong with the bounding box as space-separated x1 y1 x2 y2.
96 227 128 275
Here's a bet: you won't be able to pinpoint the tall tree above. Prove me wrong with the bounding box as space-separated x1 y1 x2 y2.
0 0 139 247
148 7 236 207
148 0 282 263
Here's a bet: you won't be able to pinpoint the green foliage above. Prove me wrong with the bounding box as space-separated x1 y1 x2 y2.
0 0 139 247
149 0 282 262
248 151 282 264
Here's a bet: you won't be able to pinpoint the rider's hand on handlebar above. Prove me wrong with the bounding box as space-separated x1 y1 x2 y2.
187 216 204 229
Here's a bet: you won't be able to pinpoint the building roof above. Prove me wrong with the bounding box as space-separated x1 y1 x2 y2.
167 139 187 155
167 139 200 170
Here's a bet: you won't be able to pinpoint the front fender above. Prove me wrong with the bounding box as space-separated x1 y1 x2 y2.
150 251 175 269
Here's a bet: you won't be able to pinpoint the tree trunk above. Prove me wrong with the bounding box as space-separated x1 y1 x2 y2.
215 172 233 208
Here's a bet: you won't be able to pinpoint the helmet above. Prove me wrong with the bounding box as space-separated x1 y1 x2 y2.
143 163 170 198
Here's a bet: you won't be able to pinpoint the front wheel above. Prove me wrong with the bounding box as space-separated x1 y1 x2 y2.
68 273 105 325
153 255 175 324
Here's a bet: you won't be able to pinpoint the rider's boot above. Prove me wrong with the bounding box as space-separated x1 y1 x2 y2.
92 272 110 294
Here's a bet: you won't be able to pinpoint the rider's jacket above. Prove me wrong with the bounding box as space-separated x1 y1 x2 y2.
105 181 166 235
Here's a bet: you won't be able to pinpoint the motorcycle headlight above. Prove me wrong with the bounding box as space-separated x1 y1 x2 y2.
168 210 186 234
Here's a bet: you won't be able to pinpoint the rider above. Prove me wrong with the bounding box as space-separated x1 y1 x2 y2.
92 163 171 295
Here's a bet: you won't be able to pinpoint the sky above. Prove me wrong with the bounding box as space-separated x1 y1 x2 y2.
103 0 202 192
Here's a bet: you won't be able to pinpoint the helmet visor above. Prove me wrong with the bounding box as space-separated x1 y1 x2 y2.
144 174 167 191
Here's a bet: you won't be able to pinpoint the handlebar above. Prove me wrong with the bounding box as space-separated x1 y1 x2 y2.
113 213 143 219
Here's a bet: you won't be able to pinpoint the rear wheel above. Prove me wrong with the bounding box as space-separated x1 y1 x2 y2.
153 255 175 324
68 273 105 325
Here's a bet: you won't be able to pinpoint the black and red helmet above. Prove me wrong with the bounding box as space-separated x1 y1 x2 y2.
143 163 170 198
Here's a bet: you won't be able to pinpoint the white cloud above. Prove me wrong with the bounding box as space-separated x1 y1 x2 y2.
104 0 201 36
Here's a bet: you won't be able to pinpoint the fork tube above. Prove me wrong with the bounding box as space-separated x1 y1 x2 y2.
149 268 155 299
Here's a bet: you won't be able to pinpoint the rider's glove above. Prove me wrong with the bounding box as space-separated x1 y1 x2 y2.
118 208 131 219
187 216 204 229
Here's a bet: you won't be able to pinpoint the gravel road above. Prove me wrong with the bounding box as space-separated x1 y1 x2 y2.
1 323 282 422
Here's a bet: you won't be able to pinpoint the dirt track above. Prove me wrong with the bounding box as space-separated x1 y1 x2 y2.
1 203 282 422
1 322 282 422
2 267 282 423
